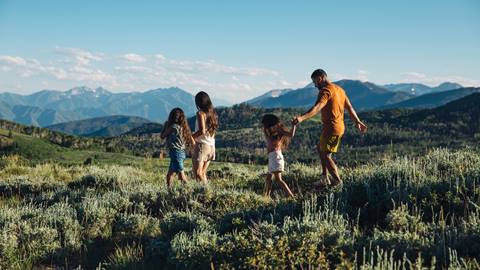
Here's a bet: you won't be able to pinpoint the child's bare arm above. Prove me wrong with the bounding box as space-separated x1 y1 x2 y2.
160 123 173 139
290 124 297 138
281 125 297 138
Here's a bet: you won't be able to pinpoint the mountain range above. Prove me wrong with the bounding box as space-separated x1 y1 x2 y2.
246 80 471 110
0 86 197 127
383 82 463 96
381 87 480 109
0 81 473 129
246 80 413 110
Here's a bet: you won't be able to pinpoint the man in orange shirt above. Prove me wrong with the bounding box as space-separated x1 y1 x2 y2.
292 69 367 188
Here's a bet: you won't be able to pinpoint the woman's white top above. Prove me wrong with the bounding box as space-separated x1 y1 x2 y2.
195 113 215 146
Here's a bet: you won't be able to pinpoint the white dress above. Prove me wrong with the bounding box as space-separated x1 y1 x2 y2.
194 114 215 146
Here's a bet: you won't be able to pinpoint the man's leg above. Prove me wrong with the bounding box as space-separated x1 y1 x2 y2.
315 140 330 186
322 151 342 186
317 144 328 176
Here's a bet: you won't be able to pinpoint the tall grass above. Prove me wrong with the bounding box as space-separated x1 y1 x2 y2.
0 149 479 269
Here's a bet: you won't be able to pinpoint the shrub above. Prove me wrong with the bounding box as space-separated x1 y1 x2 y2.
114 214 161 240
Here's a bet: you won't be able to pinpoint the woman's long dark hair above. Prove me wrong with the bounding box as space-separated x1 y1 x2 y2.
261 114 291 149
195 91 218 136
166 107 193 150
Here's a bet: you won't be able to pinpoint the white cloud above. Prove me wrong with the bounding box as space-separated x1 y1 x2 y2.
328 72 348 81
0 55 27 66
356 70 369 81
401 71 427 79
155 54 166 61
296 80 310 87
54 47 104 66
122 53 146 63
400 71 480 87
115 65 155 73
280 80 291 87
164 58 279 77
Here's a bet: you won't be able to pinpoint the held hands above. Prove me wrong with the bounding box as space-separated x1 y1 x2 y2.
356 121 368 134
291 116 302 126
190 136 196 146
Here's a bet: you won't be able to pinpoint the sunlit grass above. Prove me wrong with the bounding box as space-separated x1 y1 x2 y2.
0 148 479 269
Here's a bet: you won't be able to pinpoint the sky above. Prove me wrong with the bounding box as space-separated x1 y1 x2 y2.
0 0 479 103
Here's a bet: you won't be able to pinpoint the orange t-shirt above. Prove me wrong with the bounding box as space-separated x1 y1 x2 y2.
317 82 347 135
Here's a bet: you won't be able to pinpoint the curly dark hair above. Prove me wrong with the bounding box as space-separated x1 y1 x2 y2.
261 114 291 149
165 107 193 150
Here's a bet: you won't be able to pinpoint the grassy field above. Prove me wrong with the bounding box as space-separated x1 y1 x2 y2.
0 128 144 166
0 147 479 269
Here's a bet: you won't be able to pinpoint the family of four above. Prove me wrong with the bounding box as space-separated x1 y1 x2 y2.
161 69 367 196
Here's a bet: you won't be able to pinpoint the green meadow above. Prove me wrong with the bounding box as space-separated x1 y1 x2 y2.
0 142 479 269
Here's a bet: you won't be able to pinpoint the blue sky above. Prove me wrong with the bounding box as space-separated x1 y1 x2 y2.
0 0 479 102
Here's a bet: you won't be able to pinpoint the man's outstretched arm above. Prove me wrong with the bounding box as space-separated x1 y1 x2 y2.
345 97 367 133
292 91 329 125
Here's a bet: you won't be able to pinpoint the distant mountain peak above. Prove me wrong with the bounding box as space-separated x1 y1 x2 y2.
435 82 463 90
95 87 111 94
270 90 286 98
383 82 464 96
66 86 95 95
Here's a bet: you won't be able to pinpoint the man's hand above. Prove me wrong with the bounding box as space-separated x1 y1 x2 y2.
356 121 368 134
291 116 302 126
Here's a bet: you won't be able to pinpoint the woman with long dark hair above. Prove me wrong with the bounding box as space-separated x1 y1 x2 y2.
192 91 218 184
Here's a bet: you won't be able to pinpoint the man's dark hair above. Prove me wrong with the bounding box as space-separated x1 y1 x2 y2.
311 69 327 79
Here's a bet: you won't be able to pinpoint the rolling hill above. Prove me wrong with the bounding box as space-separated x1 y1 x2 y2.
382 87 480 109
0 127 140 165
46 115 153 137
399 92 480 136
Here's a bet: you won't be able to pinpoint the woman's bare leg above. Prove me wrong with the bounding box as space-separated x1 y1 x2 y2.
192 159 202 182
201 160 211 183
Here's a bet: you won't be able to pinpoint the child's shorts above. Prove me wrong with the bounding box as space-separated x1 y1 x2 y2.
169 149 186 173
268 150 285 173
193 143 215 162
